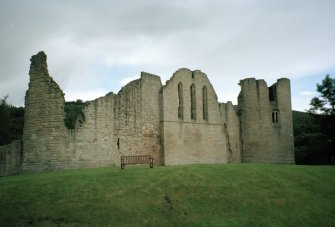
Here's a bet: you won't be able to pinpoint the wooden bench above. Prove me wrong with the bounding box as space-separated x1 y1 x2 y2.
121 155 153 169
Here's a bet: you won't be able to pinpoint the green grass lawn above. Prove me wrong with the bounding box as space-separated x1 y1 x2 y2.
1 164 334 226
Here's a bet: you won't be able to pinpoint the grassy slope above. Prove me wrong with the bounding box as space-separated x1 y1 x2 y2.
1 164 334 226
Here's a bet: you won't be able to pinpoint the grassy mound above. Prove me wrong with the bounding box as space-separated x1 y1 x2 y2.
1 164 334 226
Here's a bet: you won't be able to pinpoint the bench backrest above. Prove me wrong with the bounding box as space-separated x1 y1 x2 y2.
121 155 152 164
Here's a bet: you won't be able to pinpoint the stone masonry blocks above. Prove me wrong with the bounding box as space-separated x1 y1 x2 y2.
0 52 295 175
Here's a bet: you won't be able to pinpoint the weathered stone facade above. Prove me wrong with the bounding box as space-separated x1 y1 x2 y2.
238 78 295 163
0 52 295 176
161 69 228 165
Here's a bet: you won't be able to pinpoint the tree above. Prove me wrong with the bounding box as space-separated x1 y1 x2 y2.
0 95 24 146
304 75 335 164
0 95 11 145
309 74 335 115
64 99 85 129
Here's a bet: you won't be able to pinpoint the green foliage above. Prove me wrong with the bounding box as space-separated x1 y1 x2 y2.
0 96 24 146
309 74 335 115
64 100 85 129
0 95 10 145
295 74 335 164
1 164 335 226
293 111 335 164
0 98 85 144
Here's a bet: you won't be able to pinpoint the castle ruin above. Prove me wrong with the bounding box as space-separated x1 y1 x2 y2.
0 52 295 176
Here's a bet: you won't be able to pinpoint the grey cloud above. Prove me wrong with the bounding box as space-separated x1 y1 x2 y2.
0 0 334 110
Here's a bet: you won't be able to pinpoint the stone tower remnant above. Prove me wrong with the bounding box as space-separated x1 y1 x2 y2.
238 78 295 163
23 51 67 172
0 52 295 176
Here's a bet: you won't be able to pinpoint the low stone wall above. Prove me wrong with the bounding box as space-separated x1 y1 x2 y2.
0 140 23 176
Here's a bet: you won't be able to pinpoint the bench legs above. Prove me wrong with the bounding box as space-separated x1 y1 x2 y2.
150 157 154 168
121 159 125 170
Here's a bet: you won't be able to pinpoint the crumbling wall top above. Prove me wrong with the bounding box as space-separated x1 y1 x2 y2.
29 51 48 73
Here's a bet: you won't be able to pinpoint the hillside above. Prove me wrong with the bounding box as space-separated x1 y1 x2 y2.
1 164 334 226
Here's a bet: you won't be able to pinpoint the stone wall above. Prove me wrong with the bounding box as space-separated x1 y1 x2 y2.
67 94 115 168
0 140 23 176
238 78 295 163
70 72 162 168
138 73 163 164
219 102 241 163
161 69 227 165
0 52 296 176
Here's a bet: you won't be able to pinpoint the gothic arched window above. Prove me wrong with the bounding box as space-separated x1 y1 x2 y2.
272 110 279 124
178 82 183 120
203 86 208 120
190 84 196 120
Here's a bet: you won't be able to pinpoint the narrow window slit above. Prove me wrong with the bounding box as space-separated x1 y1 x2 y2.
191 84 196 120
203 86 208 120
178 82 184 120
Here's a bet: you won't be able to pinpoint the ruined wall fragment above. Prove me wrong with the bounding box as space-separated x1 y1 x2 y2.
22 51 68 172
0 140 23 176
219 102 241 163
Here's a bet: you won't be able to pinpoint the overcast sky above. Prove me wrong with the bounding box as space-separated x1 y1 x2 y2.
1 0 334 111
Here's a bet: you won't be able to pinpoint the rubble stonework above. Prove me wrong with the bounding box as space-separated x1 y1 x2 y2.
0 52 295 176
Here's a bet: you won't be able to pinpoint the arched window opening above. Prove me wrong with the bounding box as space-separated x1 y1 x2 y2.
272 110 279 124
178 82 183 120
190 84 196 120
202 86 208 120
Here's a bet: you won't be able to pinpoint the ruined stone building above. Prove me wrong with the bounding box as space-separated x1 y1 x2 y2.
0 52 295 176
